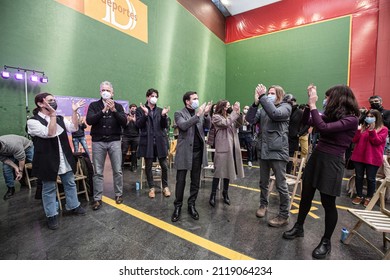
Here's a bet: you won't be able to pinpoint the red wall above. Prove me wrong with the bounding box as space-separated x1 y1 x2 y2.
226 0 388 108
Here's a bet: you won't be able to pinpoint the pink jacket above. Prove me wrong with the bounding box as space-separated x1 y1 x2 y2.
351 126 388 166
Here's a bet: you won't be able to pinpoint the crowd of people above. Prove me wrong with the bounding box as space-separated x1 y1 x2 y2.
1 80 390 259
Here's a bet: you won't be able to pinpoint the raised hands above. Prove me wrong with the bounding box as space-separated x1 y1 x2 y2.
233 101 240 113
204 101 212 115
255 84 267 102
106 99 116 112
72 99 86 112
139 103 149 115
162 106 170 116
307 84 318 109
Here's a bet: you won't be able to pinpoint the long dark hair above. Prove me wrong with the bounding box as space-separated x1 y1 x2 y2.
323 85 360 121
32 92 53 115
368 109 384 129
214 100 229 117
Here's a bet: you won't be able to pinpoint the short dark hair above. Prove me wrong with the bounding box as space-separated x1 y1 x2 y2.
33 92 53 115
369 95 382 103
129 103 137 108
146 88 158 98
182 91 197 105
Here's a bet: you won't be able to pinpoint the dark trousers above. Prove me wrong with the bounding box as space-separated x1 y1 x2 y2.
121 136 139 167
145 157 168 188
354 161 379 198
297 185 338 239
239 133 253 162
174 149 203 208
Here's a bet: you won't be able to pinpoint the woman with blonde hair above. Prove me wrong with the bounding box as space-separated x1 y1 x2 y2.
350 109 388 207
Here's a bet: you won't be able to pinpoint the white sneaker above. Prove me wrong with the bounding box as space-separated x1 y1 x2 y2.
248 161 252 167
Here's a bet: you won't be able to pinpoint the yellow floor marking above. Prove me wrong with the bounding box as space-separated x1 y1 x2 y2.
230 183 349 217
102 196 254 260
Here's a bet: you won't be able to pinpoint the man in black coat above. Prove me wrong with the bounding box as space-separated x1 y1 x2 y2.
86 81 127 210
136 88 171 199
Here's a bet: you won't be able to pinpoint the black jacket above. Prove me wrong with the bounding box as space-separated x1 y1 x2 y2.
135 104 169 158
30 115 76 181
86 99 127 142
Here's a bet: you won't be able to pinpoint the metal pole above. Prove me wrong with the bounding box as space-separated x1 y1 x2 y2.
24 71 29 118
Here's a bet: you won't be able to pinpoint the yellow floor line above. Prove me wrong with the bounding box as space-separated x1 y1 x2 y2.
102 196 254 260
230 184 352 212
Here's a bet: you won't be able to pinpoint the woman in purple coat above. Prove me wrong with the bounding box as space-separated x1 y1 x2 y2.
283 84 360 259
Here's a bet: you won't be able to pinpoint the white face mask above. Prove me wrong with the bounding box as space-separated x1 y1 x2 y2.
267 94 276 103
191 100 199 109
150 96 158 105
101 91 111 100
243 109 248 114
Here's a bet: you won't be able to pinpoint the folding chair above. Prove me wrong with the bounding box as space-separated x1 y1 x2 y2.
24 163 37 189
344 178 390 259
269 157 306 210
56 160 89 211
168 139 177 168
140 157 162 189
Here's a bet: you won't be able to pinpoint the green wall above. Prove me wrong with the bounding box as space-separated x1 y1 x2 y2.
0 0 226 135
226 16 351 106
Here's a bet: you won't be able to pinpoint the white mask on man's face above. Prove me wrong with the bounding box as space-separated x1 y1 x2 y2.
150 96 158 105
101 91 111 100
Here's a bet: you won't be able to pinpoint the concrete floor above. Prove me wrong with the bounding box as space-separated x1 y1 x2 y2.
0 159 387 260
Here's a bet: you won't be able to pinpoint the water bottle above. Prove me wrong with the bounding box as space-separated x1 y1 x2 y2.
340 227 349 243
135 181 140 191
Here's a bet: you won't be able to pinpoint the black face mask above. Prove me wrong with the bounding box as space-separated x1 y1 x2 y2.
226 107 233 114
370 103 382 110
48 101 58 110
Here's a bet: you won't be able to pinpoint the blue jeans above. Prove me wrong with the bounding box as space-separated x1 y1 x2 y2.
73 137 90 157
2 145 34 188
42 171 80 217
92 141 123 201
354 161 379 198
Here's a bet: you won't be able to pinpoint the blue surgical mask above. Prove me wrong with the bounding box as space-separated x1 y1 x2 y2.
267 94 276 103
365 117 376 124
322 99 327 107
191 100 199 110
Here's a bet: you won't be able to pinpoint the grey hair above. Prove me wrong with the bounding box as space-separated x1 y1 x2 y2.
100 81 113 92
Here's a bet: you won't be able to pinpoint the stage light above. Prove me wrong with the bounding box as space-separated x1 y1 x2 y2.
1 70 10 79
14 72 24 80
30 74 39 82
40 76 48 83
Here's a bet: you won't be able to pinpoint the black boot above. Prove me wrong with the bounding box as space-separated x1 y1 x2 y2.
209 193 216 207
312 237 331 259
222 191 230 205
171 206 181 222
188 205 199 220
3 187 15 200
222 178 230 205
210 177 219 207
283 222 304 239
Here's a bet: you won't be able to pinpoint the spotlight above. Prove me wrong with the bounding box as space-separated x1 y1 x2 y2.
30 74 39 82
40 76 48 83
1 70 10 79
14 72 24 80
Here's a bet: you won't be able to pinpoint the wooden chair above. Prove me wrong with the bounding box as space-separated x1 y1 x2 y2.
344 178 390 259
168 139 177 168
269 157 306 210
139 157 162 189
56 160 89 211
24 163 37 189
